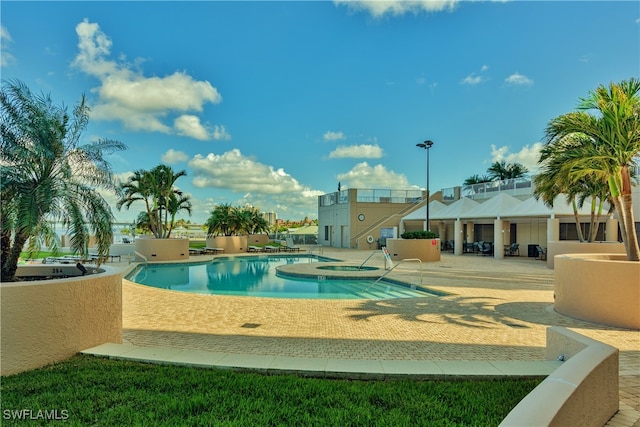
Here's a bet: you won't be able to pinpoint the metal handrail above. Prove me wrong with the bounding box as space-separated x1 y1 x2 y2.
133 251 148 267
365 258 423 291
358 250 381 270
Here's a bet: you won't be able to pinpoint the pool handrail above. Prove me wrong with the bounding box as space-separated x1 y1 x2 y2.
358 250 381 270
365 258 423 290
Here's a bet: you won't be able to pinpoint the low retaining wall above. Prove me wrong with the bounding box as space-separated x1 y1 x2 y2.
1 267 123 376
555 253 639 329
135 238 189 262
385 238 441 262
546 241 625 268
206 236 248 254
500 327 618 427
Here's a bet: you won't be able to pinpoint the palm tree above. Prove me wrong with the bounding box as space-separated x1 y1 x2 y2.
117 165 190 239
487 160 529 181
535 134 611 242
0 79 125 281
543 78 640 261
463 174 493 186
206 203 234 236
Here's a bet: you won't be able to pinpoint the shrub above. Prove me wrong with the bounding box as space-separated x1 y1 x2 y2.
401 230 439 239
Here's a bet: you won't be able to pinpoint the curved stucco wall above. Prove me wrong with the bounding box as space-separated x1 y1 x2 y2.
546 241 625 268
386 238 441 262
555 254 640 329
501 327 618 427
1 266 122 376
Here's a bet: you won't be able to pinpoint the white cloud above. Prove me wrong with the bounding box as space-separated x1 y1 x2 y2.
490 142 543 173
72 19 227 140
336 162 410 188
174 115 210 140
324 131 346 141
334 0 458 17
1 25 15 67
329 144 384 159
162 149 189 164
461 74 483 85
505 72 533 86
188 149 323 219
461 65 489 85
189 148 322 196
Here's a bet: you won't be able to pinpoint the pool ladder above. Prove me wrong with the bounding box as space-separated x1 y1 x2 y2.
364 258 423 291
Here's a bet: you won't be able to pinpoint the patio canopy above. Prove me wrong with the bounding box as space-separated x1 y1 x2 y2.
501 196 605 218
430 197 480 220
401 200 448 221
461 193 523 219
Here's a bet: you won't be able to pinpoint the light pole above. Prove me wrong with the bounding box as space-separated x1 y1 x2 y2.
416 140 434 232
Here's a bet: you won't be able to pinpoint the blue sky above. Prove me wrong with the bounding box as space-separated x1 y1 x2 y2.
2 1 638 224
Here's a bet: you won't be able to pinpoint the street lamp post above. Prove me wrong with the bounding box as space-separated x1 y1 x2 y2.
416 140 434 232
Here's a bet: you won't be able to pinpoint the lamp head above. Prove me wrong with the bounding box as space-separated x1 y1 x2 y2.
416 140 434 149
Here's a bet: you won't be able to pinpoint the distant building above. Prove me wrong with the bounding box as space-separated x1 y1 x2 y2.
317 177 640 258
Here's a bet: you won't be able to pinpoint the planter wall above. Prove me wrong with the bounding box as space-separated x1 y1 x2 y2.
1 266 122 376
247 234 269 246
555 254 639 329
206 236 248 254
546 240 625 269
135 238 189 262
385 238 441 262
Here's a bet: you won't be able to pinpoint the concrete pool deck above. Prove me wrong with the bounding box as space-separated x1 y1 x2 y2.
84 248 639 426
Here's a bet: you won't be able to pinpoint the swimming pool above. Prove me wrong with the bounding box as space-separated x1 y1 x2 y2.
125 255 435 300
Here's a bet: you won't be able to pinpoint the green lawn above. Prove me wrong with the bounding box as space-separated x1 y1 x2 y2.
1 355 540 426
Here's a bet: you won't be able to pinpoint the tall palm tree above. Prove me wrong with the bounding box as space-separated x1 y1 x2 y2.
165 192 192 238
535 134 611 242
117 165 190 239
487 160 529 181
206 203 234 236
543 78 640 261
0 80 125 281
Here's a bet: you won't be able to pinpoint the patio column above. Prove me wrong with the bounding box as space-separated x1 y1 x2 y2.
438 222 446 241
454 219 463 255
494 219 504 259
547 218 559 243
606 217 619 242
467 221 474 243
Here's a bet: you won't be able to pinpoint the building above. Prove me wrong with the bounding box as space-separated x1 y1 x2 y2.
317 177 640 258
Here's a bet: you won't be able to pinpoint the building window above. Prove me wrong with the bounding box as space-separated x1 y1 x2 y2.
324 226 329 241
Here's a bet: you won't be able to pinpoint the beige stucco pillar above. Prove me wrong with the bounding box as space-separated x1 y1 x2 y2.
466 221 474 243
494 219 505 259
547 218 560 244
606 217 619 242
438 222 447 241
454 219 463 255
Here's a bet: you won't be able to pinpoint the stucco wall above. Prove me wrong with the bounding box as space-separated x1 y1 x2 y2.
386 238 441 262
546 240 626 268
135 238 189 261
1 267 122 376
501 327 618 427
206 236 248 254
555 254 639 329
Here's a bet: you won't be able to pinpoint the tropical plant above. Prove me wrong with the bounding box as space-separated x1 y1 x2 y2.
535 134 612 242
486 160 529 181
463 174 493 186
206 204 269 237
0 79 125 281
401 230 439 239
541 78 640 261
117 165 191 239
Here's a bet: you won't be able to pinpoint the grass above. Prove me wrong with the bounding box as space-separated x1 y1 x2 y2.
1 355 540 426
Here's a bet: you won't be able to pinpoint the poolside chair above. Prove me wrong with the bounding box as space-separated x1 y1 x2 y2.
247 246 261 253
480 242 493 256
122 237 131 244
536 245 547 260
283 237 301 252
504 243 519 257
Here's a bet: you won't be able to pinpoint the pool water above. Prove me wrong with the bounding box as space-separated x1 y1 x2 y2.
126 255 434 300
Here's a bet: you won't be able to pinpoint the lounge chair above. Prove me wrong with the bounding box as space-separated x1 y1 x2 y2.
247 246 261 253
204 247 224 255
504 243 519 257
536 245 547 260
264 245 280 253
283 237 301 252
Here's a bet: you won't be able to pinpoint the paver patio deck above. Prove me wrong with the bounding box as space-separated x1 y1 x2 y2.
93 248 639 426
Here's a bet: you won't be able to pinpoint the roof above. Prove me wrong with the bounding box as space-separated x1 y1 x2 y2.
401 200 448 221
461 193 523 219
431 197 480 220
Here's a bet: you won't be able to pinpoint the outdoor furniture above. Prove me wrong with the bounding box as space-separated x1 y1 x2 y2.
122 237 132 244
204 247 224 255
264 245 280 253
283 237 301 252
536 245 547 260
247 246 261 253
504 243 520 257
480 241 493 256
189 248 205 255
